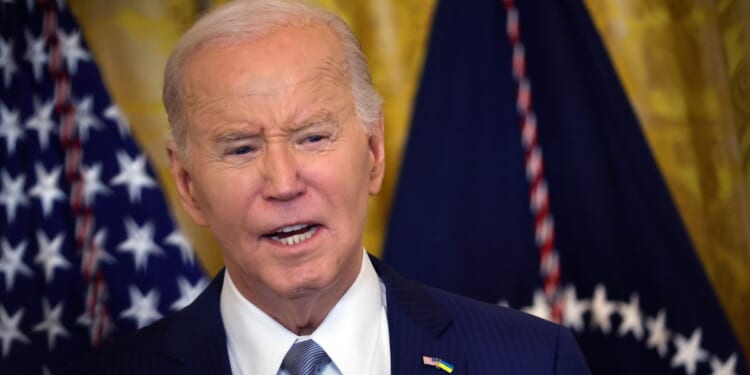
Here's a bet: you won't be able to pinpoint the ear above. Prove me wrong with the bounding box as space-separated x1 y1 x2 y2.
166 141 208 226
367 113 386 195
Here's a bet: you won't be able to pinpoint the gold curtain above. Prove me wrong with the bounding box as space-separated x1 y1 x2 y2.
69 0 750 358
586 0 750 361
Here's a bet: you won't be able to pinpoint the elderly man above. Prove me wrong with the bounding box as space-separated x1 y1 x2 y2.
68 0 591 374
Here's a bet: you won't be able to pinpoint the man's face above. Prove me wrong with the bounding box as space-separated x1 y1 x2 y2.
170 25 384 306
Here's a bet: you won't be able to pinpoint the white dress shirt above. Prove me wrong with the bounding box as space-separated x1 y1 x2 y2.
220 250 390 375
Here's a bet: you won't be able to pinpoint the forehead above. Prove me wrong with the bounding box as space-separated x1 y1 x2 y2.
182 24 348 104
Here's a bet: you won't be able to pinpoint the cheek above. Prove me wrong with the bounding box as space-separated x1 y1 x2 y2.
193 169 257 223
314 151 372 213
344 145 375 194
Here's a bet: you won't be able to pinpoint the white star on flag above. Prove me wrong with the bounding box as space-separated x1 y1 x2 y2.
617 293 643 340
23 30 47 82
104 104 130 137
0 37 17 88
0 305 29 358
171 276 208 311
710 353 738 375
0 239 33 291
0 103 23 154
80 163 111 205
26 98 56 150
32 299 70 350
111 151 157 203
73 96 103 142
522 290 551 321
589 284 616 334
165 230 195 266
117 218 164 271
120 286 162 329
33 230 71 283
29 163 66 217
645 309 671 358
562 285 589 332
671 328 709 375
0 170 28 224
58 29 90 75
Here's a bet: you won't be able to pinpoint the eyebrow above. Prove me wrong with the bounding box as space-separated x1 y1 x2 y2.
212 129 259 144
295 111 336 130
210 111 336 143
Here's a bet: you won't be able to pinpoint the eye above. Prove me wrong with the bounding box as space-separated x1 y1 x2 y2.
304 134 326 143
295 126 336 151
231 145 255 155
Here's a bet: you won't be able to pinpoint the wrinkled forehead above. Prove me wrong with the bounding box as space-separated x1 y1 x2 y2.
182 24 349 100
177 24 358 136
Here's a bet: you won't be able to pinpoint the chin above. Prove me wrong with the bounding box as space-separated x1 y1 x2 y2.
280 281 329 301
283 265 343 297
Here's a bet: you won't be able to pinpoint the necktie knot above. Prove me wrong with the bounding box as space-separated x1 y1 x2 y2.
281 339 331 375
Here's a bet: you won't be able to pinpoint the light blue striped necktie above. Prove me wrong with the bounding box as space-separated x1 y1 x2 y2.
281 340 331 375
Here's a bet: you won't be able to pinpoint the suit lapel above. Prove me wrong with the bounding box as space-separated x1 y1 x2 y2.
370 255 469 374
154 259 468 374
159 271 233 375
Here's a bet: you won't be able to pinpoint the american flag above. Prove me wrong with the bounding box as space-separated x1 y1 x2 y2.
0 1 206 373
422 356 439 367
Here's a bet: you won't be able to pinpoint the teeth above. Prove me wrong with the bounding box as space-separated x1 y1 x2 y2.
270 226 317 246
278 224 307 233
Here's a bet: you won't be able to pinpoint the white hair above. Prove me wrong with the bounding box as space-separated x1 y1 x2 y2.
163 0 383 154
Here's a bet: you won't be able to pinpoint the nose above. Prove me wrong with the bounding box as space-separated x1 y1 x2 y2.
260 143 305 201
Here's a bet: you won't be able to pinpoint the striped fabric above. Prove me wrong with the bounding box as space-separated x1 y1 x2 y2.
281 340 331 375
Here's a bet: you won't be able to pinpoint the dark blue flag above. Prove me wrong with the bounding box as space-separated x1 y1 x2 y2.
384 0 748 374
0 1 206 374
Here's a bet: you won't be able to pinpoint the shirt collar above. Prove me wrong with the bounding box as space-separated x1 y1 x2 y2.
311 251 384 374
220 267 297 375
220 250 385 374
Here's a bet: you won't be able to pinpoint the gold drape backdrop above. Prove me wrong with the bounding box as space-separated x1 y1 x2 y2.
68 0 750 359
586 0 750 361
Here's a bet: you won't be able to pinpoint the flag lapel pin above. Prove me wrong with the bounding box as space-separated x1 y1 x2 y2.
422 356 455 373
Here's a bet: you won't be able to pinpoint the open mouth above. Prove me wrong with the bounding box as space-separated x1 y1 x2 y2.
263 223 320 246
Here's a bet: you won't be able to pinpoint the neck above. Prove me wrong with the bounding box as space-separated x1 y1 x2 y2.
227 254 362 335
269 292 341 335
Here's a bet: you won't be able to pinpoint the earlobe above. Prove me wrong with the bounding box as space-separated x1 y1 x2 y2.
367 114 386 195
166 142 208 226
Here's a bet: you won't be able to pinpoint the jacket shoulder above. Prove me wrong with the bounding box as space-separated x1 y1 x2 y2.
427 285 560 340
61 273 229 375
61 310 187 374
424 286 590 374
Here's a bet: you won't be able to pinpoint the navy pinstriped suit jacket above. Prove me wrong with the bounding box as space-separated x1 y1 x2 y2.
66 255 591 374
